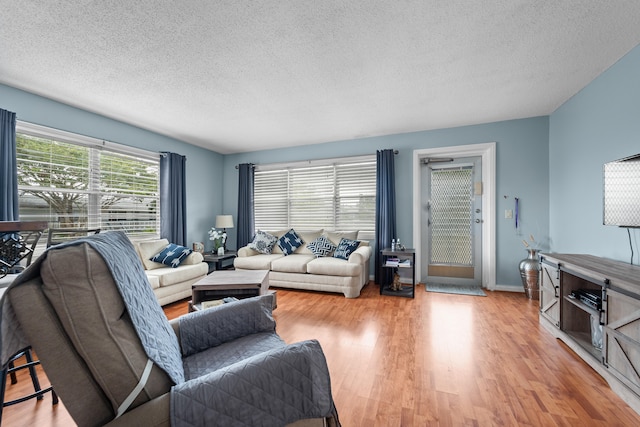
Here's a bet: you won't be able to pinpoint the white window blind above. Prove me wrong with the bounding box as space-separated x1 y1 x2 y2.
254 157 376 237
16 123 160 240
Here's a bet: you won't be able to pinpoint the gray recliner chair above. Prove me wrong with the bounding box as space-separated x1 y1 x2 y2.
0 231 339 426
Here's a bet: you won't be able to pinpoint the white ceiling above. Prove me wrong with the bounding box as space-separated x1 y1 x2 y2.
2 1 640 154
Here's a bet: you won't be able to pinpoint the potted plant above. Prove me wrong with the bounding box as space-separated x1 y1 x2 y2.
208 227 227 255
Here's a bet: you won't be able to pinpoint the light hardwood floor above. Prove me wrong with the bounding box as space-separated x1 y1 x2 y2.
4 283 640 426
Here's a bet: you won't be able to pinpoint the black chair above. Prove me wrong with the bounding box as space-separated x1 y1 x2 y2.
46 227 101 248
0 221 57 422
0 221 47 278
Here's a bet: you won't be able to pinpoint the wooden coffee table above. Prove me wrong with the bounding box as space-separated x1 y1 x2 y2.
189 269 271 311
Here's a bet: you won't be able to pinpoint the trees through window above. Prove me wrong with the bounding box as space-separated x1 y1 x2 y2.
16 123 160 239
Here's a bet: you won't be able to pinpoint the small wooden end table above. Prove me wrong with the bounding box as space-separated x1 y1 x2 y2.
189 269 271 311
202 250 237 273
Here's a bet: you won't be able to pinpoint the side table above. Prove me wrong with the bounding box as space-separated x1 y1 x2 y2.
380 248 416 298
202 250 236 273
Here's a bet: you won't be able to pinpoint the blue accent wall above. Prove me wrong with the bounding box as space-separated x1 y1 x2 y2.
0 84 223 249
1 81 556 289
224 117 550 289
549 44 640 262
30 41 640 288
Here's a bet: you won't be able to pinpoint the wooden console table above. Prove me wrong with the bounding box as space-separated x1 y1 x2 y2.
539 253 640 414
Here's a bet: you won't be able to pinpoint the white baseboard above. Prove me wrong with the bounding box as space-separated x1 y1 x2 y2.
367 275 526 293
492 284 524 293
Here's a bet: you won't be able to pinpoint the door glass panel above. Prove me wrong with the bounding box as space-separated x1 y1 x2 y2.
430 166 473 266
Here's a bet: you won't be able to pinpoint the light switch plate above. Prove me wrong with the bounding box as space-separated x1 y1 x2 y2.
505 209 513 219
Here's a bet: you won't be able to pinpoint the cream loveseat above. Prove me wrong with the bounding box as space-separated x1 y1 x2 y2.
131 238 208 305
234 229 372 298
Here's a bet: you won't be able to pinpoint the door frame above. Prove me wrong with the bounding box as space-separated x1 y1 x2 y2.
412 142 496 290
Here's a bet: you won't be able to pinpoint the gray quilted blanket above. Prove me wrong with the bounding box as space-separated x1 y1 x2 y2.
172 339 338 427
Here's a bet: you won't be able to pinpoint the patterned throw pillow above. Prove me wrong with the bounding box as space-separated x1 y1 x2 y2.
333 238 361 260
150 243 192 268
248 230 278 254
307 236 337 257
277 229 304 256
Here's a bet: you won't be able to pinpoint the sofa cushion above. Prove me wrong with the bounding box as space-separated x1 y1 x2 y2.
265 229 322 255
324 231 358 246
183 332 285 379
146 263 208 288
137 239 171 270
271 254 316 273
292 229 323 254
277 229 304 256
150 243 192 268
40 244 173 414
307 235 337 257
147 274 160 290
262 230 286 254
306 257 361 277
234 253 284 270
247 230 278 254
333 238 361 260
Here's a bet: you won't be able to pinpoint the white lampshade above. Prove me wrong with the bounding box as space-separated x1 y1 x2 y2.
215 215 234 229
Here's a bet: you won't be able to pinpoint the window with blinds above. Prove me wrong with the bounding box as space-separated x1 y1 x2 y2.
16 124 160 239
254 157 376 237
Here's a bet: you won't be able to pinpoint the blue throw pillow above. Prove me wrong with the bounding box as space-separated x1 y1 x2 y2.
333 238 360 260
307 236 337 257
150 243 192 268
277 229 304 256
248 230 278 254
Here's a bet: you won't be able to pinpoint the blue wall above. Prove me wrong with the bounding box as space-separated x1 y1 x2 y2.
224 116 550 289
2 85 557 290
0 84 223 248
549 44 640 262
7 41 640 286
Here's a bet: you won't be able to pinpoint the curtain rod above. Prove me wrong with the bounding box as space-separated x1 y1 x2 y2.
235 150 397 169
235 163 255 170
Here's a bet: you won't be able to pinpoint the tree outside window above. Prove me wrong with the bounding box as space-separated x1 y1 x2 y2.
16 132 159 238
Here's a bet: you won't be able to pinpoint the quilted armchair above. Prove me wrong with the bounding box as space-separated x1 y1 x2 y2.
0 232 339 426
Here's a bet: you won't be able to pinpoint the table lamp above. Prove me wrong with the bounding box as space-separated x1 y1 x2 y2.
215 215 234 251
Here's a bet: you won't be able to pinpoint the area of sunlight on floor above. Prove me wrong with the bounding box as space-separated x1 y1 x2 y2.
429 299 475 367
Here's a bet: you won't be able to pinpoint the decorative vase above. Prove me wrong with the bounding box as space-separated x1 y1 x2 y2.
519 248 540 300
217 246 225 256
212 237 223 253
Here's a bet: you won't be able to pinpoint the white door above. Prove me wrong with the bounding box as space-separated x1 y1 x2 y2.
421 156 482 286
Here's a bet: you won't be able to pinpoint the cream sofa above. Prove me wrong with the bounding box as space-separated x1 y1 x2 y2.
131 238 208 306
234 230 372 298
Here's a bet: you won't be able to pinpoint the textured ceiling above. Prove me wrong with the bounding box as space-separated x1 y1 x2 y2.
2 1 640 154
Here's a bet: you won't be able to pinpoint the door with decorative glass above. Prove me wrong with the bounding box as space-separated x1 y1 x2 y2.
421 156 482 286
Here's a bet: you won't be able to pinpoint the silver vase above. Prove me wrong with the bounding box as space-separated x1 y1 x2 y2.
519 248 540 300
